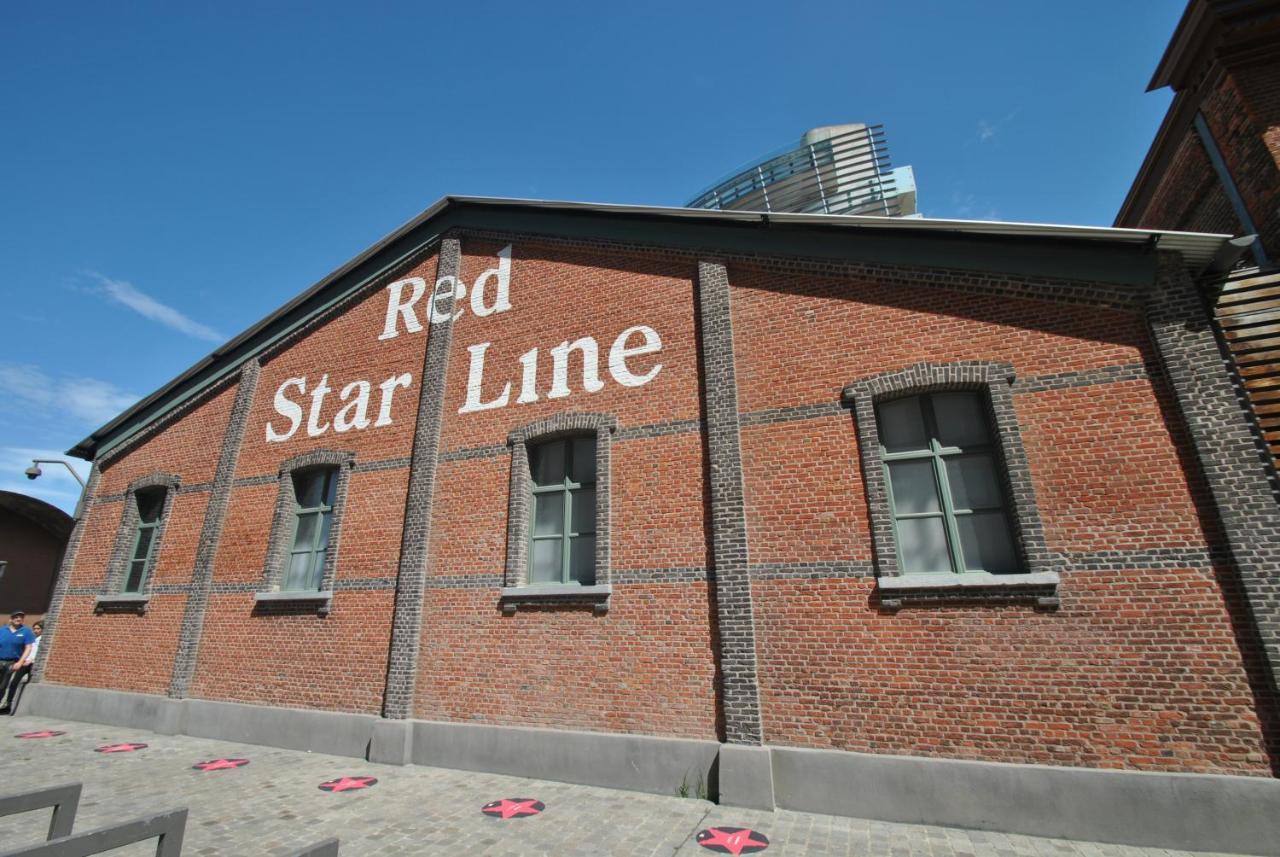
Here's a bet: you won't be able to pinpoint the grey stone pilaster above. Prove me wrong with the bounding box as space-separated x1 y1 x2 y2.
168 360 261 698
31 463 101 682
1146 252 1280 705
696 260 764 745
382 238 460 720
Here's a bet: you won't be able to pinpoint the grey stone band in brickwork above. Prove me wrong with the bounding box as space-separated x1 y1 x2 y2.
259 448 356 599
843 361 1054 582
614 418 703 440
354 456 412 473
101 472 181 596
31 463 101 682
168 361 260 699
504 412 618 592
1067 547 1219 570
1146 252 1280 706
749 561 875 580
739 402 845 427
383 237 459 720
611 567 707 584
1014 362 1152 394
440 444 509 462
696 260 764 746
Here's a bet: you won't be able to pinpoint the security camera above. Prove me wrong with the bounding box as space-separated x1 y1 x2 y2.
24 465 41 480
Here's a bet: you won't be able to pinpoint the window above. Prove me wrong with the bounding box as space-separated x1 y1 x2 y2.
528 436 597 585
284 468 337 591
843 362 1056 604
502 413 616 612
258 449 354 609
98 472 179 612
878 392 1018 574
123 488 167 593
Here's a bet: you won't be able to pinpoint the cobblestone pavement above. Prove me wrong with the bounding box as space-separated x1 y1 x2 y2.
0 716 1246 856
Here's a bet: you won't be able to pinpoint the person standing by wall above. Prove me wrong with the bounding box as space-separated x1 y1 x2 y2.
3 620 42 713
0 611 35 713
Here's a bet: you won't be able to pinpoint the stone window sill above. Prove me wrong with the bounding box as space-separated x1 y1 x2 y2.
499 584 611 615
876 571 1059 610
94 594 150 615
253 590 334 616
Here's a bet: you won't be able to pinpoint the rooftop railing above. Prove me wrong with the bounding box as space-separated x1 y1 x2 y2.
687 125 906 217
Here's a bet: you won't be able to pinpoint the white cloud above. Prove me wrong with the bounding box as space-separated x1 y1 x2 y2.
0 363 137 425
89 272 224 343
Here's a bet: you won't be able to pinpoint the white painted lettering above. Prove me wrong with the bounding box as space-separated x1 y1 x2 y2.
378 277 427 340
548 337 604 399
516 347 539 404
430 275 465 324
459 342 511 413
608 325 663 387
333 380 371 433
470 244 513 318
375 373 412 427
266 377 306 443
307 373 332 436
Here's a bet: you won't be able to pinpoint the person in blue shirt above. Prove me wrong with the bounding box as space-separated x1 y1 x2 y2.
0 611 36 714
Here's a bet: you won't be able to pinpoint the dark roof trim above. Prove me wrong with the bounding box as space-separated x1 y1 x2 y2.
72 197 1231 462
1114 89 1203 228
1149 0 1216 92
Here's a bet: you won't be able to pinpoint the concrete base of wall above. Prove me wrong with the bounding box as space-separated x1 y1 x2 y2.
21 684 1280 855
772 745 1280 856
718 743 774 810
409 718 721 798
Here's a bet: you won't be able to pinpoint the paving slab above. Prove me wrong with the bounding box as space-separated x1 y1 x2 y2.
0 716 1251 856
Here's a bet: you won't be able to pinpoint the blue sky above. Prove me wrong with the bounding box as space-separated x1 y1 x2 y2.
0 1 1182 512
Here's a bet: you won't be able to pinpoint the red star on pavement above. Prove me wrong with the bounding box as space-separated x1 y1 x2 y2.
318 776 377 792
696 826 770 855
16 730 65 739
193 758 249 771
95 742 147 754
481 798 544 819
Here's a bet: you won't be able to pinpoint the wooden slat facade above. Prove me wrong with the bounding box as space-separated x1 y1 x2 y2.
1211 266 1280 475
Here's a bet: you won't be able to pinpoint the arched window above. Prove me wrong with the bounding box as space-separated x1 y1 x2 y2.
124 487 168 593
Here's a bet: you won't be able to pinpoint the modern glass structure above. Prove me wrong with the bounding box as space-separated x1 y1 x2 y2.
687 123 917 217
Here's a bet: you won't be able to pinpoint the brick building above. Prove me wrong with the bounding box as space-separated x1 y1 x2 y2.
1116 0 1280 266
22 196 1280 850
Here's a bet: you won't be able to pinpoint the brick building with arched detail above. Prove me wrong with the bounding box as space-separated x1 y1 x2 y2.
22 195 1280 852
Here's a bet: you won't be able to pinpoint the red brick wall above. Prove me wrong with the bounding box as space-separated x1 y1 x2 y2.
729 262 1273 775
41 232 1276 774
44 385 235 693
1201 67 1280 261
1130 64 1280 260
1135 130 1242 238
187 250 440 713
412 239 718 738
